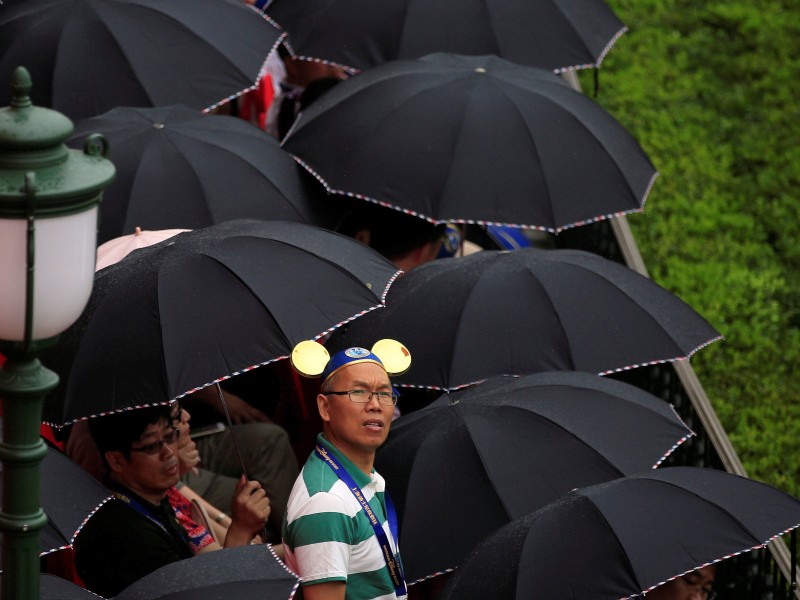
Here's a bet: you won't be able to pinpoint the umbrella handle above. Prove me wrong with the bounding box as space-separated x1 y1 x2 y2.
214 383 271 541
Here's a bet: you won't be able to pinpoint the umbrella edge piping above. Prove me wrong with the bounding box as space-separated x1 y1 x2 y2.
287 155 655 233
407 566 457 587
69 495 115 546
596 334 725 377
176 300 396 399
201 31 288 114
651 431 695 469
627 521 800 598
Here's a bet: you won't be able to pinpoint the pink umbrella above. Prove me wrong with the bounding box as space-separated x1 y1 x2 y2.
96 227 190 271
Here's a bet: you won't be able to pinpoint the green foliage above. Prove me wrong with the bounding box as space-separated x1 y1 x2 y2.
594 0 800 493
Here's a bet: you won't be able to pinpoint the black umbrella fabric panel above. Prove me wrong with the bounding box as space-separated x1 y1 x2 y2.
331 248 723 391
40 220 401 426
0 441 111 558
375 372 695 581
114 544 299 600
70 105 327 244
266 0 626 73
441 467 800 600
38 574 103 600
283 53 657 232
0 0 283 120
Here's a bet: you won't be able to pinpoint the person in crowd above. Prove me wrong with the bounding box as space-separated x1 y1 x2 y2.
65 388 296 545
169 402 285 559
73 405 270 597
282 343 410 600
251 43 347 139
277 75 344 141
180 384 299 542
336 200 446 272
645 565 717 600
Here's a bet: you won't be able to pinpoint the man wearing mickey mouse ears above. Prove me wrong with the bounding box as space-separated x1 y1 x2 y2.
282 340 411 600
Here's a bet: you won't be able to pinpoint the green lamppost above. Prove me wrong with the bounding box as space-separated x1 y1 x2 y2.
0 67 114 600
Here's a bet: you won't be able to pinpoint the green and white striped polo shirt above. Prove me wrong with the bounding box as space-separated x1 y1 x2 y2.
282 434 405 600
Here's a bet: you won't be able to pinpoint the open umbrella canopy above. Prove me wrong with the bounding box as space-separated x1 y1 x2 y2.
265 0 625 73
330 248 722 391
0 442 110 559
376 371 694 581
40 220 401 426
70 105 327 244
282 53 657 232
113 544 299 600
0 0 282 120
20 574 101 600
95 228 191 271
440 467 800 600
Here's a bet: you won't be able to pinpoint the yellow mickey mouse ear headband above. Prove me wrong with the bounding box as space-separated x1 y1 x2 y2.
290 338 411 382
291 340 330 378
371 339 411 377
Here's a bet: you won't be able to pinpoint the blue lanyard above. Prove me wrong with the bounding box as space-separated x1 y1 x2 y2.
112 491 170 535
315 444 407 597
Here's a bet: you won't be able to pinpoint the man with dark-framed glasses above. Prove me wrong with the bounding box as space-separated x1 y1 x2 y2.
283 342 410 600
74 404 270 597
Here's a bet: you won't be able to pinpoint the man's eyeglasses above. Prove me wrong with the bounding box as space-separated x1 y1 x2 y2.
678 574 717 600
326 390 398 406
130 428 181 455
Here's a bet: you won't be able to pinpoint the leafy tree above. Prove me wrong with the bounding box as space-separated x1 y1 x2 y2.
588 0 800 494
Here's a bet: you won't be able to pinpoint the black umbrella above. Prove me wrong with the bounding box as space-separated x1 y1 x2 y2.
0 442 111 559
440 467 800 600
0 0 282 121
70 105 327 244
28 574 101 600
265 0 625 74
114 544 299 600
40 220 401 426
282 53 657 232
331 248 722 392
375 372 694 581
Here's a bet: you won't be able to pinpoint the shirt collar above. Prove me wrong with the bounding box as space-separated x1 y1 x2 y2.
106 479 168 512
316 433 374 489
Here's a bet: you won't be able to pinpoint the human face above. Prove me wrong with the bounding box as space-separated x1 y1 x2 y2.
318 362 394 471
645 565 716 600
107 418 181 504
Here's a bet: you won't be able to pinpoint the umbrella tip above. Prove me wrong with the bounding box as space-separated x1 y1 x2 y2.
134 226 142 236
475 67 487 74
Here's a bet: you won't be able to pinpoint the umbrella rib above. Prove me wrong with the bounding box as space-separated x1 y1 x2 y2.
78 9 158 108
505 78 648 228
456 411 517 523
635 477 792 547
545 254 723 374
204 28 287 113
166 249 399 401
69 496 114 545
251 234 402 303
459 405 625 510
511 258 578 371
549 1 612 69
579 495 643 592
496 88 558 229
170 130 312 223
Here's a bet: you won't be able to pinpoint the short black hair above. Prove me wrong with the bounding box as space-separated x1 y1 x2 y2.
278 76 343 141
88 405 172 460
337 201 446 260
